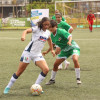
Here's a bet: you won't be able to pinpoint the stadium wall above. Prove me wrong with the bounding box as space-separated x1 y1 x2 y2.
0 18 31 30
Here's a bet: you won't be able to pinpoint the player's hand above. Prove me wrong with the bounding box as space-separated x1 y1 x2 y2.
21 37 25 41
67 41 72 46
42 51 48 56
51 50 55 57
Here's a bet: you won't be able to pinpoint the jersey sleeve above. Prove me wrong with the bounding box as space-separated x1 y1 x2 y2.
61 29 72 39
62 17 66 21
87 15 89 21
52 15 56 20
63 22 71 32
31 26 38 33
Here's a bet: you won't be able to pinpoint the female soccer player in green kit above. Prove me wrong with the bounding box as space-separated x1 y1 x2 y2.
52 10 66 21
55 13 73 69
43 20 82 85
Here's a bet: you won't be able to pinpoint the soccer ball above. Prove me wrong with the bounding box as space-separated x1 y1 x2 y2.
30 84 43 96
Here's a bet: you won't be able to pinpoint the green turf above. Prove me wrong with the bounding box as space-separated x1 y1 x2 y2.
0 28 100 100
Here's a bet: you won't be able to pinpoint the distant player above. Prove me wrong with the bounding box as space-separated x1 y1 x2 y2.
87 10 95 32
56 13 73 33
3 17 55 94
52 9 66 21
55 13 73 70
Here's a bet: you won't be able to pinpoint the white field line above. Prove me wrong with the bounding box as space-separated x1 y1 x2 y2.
0 37 100 40
0 37 19 40
74 39 100 40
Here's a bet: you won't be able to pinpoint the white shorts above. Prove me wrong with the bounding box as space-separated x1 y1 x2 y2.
20 51 45 63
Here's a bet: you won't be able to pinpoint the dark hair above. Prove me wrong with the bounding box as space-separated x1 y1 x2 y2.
55 13 62 17
55 9 59 13
37 17 50 30
50 20 57 27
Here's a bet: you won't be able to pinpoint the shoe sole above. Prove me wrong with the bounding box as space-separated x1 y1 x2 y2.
45 82 55 85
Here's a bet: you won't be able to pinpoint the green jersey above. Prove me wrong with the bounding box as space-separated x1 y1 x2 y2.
51 28 80 51
52 15 66 21
57 21 71 32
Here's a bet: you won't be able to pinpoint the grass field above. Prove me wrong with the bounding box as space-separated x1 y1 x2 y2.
0 28 100 100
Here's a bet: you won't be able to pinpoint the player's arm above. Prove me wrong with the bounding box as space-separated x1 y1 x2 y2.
67 35 72 46
43 37 55 57
87 15 89 21
55 46 61 55
64 22 73 33
21 28 32 41
62 30 72 45
68 26 73 33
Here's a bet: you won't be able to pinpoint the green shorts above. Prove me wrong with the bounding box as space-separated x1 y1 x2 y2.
57 48 80 59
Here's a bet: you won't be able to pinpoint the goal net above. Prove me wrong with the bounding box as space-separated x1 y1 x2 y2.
55 0 100 28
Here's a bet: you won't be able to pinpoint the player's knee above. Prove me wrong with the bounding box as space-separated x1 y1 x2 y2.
53 63 59 71
43 67 49 74
55 48 60 55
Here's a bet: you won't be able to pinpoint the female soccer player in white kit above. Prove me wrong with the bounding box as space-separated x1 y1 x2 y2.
4 17 55 94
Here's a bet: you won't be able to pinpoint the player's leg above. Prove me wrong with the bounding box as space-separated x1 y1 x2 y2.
58 63 63 70
88 21 91 31
90 21 92 32
34 56 49 85
55 47 70 70
89 21 93 32
58 60 70 70
4 62 29 94
45 58 65 85
55 47 63 69
91 21 93 32
64 60 70 69
4 51 30 94
72 49 81 85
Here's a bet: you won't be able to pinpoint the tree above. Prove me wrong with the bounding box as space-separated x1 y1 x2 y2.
26 1 54 17
29 0 52 3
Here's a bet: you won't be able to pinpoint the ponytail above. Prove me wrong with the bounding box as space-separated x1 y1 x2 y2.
37 17 50 30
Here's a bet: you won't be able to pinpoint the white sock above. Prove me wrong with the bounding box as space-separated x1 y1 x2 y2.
35 72 46 84
50 70 57 80
59 63 62 68
6 76 17 88
75 68 80 79
64 60 69 64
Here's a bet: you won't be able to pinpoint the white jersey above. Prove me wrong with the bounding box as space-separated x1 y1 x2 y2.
24 26 50 56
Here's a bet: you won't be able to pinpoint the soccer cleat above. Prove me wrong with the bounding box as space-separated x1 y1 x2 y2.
45 79 55 85
77 80 82 85
64 62 70 69
4 87 10 94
